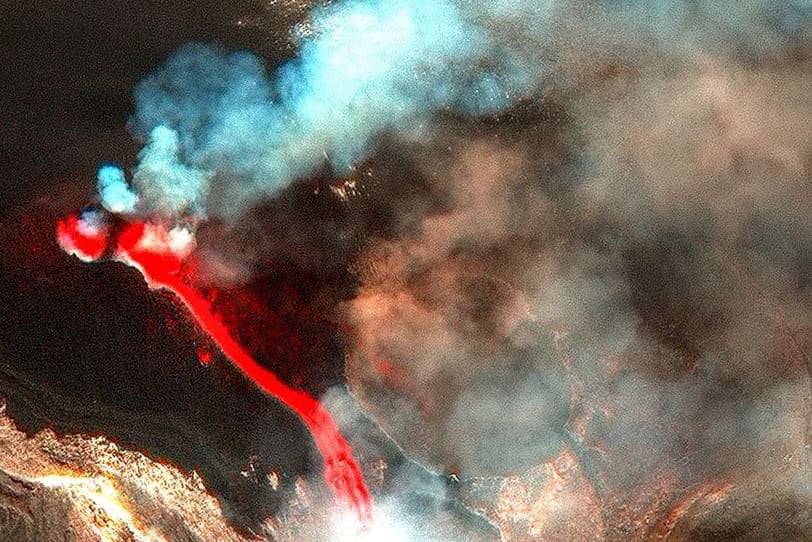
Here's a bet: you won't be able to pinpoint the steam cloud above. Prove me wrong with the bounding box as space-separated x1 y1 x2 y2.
99 0 550 220
95 0 812 538
98 1 812 222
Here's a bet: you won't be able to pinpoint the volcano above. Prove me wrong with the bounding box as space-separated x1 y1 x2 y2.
2 1 812 541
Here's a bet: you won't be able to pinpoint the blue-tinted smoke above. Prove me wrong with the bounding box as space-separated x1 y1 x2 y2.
99 0 812 221
114 0 542 219
97 164 138 214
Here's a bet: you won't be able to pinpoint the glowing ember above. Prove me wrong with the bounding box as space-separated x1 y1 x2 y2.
56 213 372 527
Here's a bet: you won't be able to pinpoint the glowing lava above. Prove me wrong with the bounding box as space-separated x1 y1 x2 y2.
56 214 372 527
56 211 109 262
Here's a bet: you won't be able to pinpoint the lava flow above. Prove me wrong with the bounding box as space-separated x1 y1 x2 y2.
56 213 372 527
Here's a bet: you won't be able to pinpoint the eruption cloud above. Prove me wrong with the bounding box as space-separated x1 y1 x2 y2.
97 0 812 224
99 0 546 221
50 0 812 538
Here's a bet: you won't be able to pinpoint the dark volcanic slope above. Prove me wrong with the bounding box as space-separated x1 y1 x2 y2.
0 203 318 529
0 1 316 530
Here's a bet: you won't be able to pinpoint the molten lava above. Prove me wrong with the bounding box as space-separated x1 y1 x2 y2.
56 214 372 526
56 213 108 262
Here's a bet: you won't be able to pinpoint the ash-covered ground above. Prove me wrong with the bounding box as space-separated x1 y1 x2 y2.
1 1 811 541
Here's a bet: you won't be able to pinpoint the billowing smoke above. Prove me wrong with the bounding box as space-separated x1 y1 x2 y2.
99 0 552 221
96 1 812 223
88 0 812 539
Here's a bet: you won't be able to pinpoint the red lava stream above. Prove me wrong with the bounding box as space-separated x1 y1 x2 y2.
56 214 372 526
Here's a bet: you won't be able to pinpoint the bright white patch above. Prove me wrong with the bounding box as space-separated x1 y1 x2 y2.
167 226 197 259
35 473 165 542
133 222 195 259
332 508 408 542
136 223 172 253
